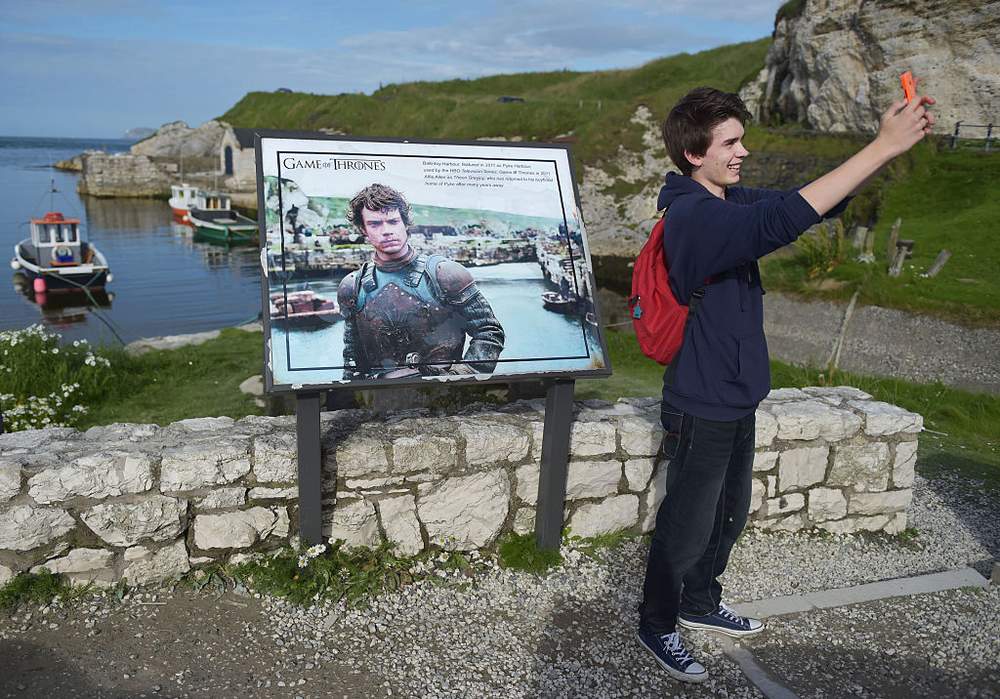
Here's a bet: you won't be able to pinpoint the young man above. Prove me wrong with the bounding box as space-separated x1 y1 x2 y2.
337 183 505 380
637 87 934 683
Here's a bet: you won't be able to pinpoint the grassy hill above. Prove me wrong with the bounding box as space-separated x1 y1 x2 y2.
220 39 769 169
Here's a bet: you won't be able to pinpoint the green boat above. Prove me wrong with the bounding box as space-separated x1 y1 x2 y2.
188 192 258 244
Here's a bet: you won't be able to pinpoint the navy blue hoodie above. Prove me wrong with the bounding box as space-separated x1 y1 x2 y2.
657 172 846 420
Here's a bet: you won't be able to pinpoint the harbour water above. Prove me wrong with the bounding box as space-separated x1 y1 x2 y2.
0 136 262 344
1 137 605 364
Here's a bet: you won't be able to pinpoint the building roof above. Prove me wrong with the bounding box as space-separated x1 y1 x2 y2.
230 127 331 151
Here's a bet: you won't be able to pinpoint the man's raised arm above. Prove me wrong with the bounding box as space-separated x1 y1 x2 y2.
799 95 935 216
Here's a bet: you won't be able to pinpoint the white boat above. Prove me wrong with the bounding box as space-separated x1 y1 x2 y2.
11 211 112 291
168 183 201 224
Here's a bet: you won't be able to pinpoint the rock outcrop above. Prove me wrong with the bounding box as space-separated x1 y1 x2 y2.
741 0 1000 133
130 120 228 159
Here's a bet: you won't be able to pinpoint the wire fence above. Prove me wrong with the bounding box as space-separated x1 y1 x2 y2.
949 121 995 151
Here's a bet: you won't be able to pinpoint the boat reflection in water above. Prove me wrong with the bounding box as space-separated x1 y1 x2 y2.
12 274 114 329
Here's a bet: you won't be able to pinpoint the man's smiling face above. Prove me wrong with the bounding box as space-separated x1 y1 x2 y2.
687 117 750 198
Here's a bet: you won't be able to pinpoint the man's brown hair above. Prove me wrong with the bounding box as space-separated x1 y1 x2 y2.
348 183 412 230
663 87 751 176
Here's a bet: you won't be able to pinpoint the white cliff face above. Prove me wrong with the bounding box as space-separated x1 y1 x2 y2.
130 120 229 159
741 0 1000 134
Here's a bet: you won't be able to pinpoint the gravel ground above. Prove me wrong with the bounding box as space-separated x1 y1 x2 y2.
1 473 997 698
746 586 1000 698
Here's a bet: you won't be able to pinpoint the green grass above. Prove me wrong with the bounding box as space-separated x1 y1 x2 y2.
80 328 265 427
579 328 1000 489
497 532 562 573
221 39 770 172
761 142 1000 325
0 569 78 610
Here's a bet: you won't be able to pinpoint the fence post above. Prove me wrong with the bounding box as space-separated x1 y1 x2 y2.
951 121 961 150
986 123 994 152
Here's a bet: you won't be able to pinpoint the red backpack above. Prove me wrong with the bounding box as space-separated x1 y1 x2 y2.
627 217 706 365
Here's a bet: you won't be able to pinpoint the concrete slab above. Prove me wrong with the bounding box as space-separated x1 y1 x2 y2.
731 594 814 620
719 638 800 699
804 567 988 609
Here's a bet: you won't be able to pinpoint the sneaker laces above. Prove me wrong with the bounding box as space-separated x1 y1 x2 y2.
718 602 746 626
660 632 695 666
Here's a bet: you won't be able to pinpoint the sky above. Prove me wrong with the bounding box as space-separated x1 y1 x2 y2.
0 0 785 139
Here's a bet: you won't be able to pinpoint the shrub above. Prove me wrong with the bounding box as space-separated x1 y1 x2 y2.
794 219 849 279
0 325 125 432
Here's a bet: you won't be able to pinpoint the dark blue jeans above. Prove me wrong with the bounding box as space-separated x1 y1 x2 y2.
639 403 756 634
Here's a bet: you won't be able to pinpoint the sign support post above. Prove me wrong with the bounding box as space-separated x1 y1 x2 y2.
534 378 575 551
295 392 323 546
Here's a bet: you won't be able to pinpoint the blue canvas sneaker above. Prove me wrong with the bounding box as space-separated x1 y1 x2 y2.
636 629 708 683
677 602 765 638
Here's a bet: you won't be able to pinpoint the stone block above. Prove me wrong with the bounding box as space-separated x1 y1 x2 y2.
755 513 805 531
458 421 530 466
755 409 778 448
828 443 890 492
377 495 423 556
624 459 655 491
0 427 75 452
848 490 913 516
334 434 389 478
569 421 617 457
808 487 847 521
885 512 907 534
528 421 545 461
196 488 247 510
28 452 155 504
391 435 459 474
778 446 829 492
766 493 805 516
0 458 22 502
765 388 808 401
802 386 872 402
770 400 862 441
749 479 765 514
515 463 540 505
82 423 158 442
418 470 510 550
848 400 923 436
173 416 235 432
160 438 251 492
619 415 661 457
513 508 535 535
252 433 297 482
566 461 621 500
568 495 639 538
893 441 918 488
194 507 285 549
30 548 115 587
815 515 891 535
324 499 380 549
122 539 190 585
767 475 777 497
0 504 76 551
82 495 187 547
753 451 779 472
0 563 14 585
248 487 297 500
641 460 669 533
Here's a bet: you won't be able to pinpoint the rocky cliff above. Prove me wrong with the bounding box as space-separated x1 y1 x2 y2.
741 0 1000 133
130 120 228 159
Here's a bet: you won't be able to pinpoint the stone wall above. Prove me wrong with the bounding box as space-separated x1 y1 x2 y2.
0 387 922 587
77 153 174 198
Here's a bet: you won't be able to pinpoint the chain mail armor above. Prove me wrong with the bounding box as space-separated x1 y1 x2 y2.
337 253 504 379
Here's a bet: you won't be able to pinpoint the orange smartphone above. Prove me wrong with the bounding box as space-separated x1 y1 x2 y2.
900 71 916 103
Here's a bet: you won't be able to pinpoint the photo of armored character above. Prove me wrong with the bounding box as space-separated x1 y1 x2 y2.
337 183 505 379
